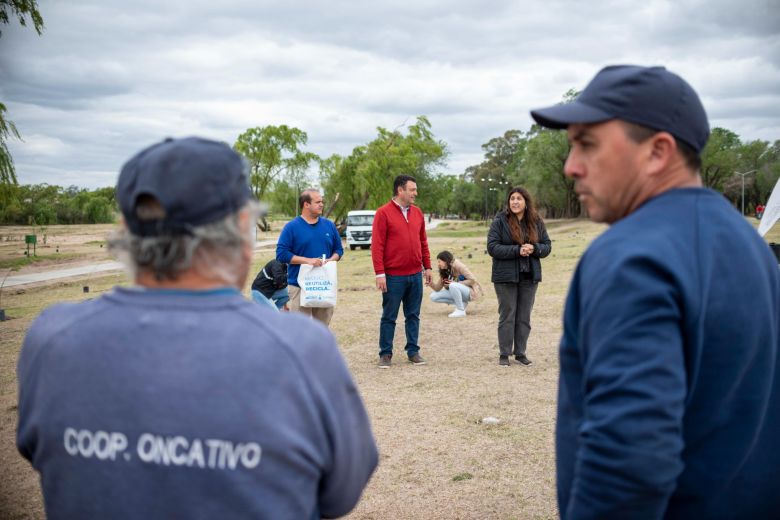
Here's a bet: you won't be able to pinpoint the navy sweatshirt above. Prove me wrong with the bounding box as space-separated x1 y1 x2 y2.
18 287 377 519
557 188 780 519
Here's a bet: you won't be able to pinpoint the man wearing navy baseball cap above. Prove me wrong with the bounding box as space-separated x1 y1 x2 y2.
17 137 378 519
532 66 779 518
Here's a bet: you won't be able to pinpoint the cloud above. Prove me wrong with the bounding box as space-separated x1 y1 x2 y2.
1 0 778 188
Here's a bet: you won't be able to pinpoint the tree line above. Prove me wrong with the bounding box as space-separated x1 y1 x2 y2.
234 109 780 226
460 123 780 220
2 110 778 226
0 184 116 225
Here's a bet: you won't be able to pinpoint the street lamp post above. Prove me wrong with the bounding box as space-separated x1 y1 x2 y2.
496 180 509 211
484 178 493 221
736 169 758 216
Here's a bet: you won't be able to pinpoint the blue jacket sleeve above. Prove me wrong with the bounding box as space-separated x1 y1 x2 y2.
276 221 295 264
566 250 686 519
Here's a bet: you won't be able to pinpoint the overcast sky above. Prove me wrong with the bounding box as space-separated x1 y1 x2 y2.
1 0 779 189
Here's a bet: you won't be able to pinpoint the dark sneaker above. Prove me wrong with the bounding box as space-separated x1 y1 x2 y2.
408 354 427 365
378 355 392 369
499 355 510 366
515 354 532 366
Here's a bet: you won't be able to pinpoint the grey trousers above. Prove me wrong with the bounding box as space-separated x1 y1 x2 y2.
494 280 538 357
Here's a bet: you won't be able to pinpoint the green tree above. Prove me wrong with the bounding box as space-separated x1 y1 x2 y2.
750 140 780 212
0 103 20 185
480 130 527 183
461 90 581 219
83 196 113 223
700 127 741 191
16 183 58 225
0 0 44 36
462 130 527 218
522 125 577 218
321 116 447 223
0 183 117 225
266 179 299 218
1 0 44 187
423 173 458 216
0 181 21 222
233 125 319 230
450 176 483 218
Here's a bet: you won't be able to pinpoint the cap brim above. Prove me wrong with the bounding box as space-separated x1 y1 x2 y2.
530 101 613 129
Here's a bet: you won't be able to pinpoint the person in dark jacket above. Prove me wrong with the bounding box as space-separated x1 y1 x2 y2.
487 187 552 367
251 259 289 311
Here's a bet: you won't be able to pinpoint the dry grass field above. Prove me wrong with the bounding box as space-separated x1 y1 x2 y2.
1 217 777 519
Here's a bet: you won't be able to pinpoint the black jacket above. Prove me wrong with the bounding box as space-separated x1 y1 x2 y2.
251 259 288 298
487 213 551 283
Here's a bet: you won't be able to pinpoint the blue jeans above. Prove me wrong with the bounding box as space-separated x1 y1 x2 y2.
429 282 471 311
379 272 422 358
252 288 290 311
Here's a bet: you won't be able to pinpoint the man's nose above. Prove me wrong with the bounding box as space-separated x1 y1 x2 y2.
563 150 580 178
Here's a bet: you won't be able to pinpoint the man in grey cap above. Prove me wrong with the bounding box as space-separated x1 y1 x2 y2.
17 137 378 519
531 66 779 518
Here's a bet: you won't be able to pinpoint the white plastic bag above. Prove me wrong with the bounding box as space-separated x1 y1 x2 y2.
297 256 338 308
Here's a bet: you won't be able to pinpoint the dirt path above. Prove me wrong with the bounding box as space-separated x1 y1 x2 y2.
2 240 280 289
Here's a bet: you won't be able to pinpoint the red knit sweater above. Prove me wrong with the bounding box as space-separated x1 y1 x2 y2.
371 200 432 276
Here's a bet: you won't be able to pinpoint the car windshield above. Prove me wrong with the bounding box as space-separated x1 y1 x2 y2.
347 215 374 226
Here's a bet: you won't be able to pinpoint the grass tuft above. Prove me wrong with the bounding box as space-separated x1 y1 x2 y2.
452 472 473 482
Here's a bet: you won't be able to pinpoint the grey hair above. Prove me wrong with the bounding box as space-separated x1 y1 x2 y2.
108 201 260 285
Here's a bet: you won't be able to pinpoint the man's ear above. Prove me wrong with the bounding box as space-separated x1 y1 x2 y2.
645 132 677 176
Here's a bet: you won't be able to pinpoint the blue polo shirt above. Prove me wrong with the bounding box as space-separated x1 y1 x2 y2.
276 216 344 286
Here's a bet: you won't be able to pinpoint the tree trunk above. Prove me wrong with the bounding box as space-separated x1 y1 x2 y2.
257 217 270 232
323 192 340 218
356 191 370 210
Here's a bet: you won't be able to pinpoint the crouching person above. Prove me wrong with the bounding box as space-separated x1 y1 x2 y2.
16 137 378 520
251 258 290 311
429 250 483 317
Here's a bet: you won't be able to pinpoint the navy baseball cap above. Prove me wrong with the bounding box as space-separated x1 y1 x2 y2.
117 137 252 236
530 65 710 153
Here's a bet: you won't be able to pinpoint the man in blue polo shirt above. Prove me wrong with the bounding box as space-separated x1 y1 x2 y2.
276 189 343 326
531 66 780 518
17 138 377 519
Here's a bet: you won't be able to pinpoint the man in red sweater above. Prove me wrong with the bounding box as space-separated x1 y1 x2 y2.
372 175 433 368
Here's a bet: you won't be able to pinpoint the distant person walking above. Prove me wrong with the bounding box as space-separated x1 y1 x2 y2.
276 189 343 326
372 175 432 368
429 250 483 317
487 187 551 367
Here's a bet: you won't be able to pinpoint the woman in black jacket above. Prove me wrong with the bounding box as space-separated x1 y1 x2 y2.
487 187 552 367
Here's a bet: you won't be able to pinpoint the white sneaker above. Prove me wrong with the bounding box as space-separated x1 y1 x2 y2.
448 309 466 318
